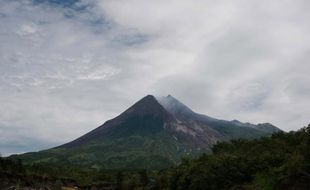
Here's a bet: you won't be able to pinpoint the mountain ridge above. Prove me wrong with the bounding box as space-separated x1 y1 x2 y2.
11 94 282 169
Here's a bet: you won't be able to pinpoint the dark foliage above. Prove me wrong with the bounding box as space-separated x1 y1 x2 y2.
155 124 310 190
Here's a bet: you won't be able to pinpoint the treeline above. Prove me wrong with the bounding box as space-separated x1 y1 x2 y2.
0 158 93 188
154 124 310 190
0 157 153 189
2 124 310 190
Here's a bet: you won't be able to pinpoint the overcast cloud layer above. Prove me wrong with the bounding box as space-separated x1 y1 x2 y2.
1 0 310 156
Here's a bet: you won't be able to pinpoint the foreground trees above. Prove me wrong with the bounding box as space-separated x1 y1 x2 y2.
156 124 310 190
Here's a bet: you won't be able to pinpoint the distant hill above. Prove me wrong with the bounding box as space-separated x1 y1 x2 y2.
11 95 281 169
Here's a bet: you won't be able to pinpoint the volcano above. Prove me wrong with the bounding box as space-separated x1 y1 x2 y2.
13 95 281 169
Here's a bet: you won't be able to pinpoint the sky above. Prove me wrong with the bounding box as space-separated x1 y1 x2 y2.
0 0 310 156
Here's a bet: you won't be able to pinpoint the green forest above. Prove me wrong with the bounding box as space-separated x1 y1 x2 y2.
1 124 310 190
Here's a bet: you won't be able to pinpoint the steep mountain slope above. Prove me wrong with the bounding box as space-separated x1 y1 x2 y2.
12 95 281 169
156 95 280 139
60 95 175 149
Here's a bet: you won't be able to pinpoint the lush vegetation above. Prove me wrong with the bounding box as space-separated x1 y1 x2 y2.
13 134 194 170
155 124 310 190
2 124 310 189
12 115 200 170
0 158 153 189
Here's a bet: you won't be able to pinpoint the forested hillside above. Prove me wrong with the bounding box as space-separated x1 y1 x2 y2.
1 124 309 189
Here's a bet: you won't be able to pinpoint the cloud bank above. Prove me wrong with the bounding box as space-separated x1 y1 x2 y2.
1 0 310 155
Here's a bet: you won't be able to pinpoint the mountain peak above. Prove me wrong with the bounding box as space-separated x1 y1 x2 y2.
122 94 165 115
106 94 176 125
156 95 195 119
59 95 174 148
132 94 157 108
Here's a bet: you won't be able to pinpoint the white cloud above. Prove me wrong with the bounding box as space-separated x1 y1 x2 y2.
0 0 310 155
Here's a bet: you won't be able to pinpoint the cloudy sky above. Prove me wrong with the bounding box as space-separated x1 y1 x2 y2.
1 0 310 156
